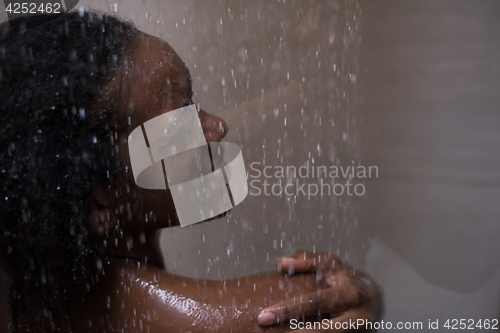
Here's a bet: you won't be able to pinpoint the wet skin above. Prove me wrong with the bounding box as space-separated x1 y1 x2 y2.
74 32 382 333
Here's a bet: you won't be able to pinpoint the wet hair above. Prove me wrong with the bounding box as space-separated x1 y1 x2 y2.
0 12 139 332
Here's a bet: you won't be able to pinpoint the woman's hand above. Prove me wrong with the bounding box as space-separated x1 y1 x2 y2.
257 251 383 332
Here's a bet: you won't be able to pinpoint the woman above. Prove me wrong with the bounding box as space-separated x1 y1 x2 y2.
0 12 382 332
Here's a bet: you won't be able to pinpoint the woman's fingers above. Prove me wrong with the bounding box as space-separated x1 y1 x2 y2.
277 251 344 274
270 251 378 332
292 309 371 332
257 284 359 326
277 257 315 273
325 270 349 287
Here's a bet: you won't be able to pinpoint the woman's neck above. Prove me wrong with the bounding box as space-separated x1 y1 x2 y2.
95 231 165 269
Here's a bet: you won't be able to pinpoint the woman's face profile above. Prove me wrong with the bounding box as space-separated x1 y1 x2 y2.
92 31 228 234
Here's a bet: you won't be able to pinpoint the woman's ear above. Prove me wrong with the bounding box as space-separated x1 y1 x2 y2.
89 185 118 234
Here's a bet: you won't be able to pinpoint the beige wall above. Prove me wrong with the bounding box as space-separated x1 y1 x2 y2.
360 0 500 324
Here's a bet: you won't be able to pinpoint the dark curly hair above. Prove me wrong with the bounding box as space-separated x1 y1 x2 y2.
0 12 139 332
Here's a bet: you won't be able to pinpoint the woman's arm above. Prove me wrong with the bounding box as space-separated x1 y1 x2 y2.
73 260 330 333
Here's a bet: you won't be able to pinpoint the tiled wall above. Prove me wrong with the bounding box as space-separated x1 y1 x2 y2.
360 0 500 326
